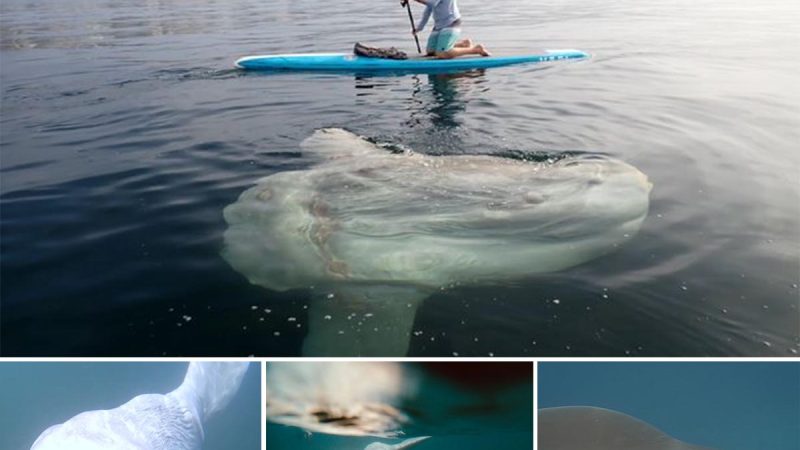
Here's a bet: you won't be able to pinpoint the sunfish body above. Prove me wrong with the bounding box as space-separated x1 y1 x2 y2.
30 362 250 450
538 407 716 450
265 362 412 437
223 129 652 355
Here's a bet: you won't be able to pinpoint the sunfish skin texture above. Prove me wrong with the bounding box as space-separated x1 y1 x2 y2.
538 406 716 450
30 362 249 450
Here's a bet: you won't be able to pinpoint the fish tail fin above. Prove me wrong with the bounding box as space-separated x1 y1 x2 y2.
173 362 250 422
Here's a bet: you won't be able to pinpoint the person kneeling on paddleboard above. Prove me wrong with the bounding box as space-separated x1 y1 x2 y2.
405 0 491 59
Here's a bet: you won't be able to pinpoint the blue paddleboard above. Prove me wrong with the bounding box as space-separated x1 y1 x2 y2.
234 50 588 73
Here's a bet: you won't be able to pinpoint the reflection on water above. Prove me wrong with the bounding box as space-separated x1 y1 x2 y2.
355 70 486 130
415 71 484 129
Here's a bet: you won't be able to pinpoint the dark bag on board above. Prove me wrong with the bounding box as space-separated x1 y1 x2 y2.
353 42 408 60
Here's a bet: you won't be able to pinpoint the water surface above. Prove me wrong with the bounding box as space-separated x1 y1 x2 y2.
1 0 799 356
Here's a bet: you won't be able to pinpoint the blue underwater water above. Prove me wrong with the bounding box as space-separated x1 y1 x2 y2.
0 362 261 450
538 362 800 450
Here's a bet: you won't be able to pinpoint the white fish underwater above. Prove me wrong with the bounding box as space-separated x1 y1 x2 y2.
365 436 432 450
223 128 652 356
30 362 250 450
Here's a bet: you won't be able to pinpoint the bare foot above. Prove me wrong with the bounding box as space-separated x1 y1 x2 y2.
476 44 491 57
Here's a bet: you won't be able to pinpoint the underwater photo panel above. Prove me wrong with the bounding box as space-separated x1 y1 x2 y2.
265 361 533 450
537 361 800 450
0 361 262 450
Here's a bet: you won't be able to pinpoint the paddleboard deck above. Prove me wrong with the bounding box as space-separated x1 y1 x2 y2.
234 50 588 73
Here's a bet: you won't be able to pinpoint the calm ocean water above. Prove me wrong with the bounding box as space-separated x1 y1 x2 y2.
538 362 800 450
0 362 261 450
1 0 798 356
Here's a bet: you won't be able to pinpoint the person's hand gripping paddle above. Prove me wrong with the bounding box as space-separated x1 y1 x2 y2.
400 0 422 54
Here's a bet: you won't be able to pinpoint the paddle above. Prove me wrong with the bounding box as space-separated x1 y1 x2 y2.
400 0 422 54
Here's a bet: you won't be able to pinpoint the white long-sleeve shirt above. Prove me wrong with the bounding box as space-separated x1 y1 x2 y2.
416 0 461 31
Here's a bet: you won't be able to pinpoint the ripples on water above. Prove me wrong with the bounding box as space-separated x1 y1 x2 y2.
1 0 798 356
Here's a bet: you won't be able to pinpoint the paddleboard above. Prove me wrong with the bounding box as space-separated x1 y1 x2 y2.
234 49 588 72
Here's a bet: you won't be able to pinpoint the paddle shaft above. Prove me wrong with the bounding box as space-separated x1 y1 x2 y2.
402 1 422 54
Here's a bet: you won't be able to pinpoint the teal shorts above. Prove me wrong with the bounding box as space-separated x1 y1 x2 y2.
426 27 462 53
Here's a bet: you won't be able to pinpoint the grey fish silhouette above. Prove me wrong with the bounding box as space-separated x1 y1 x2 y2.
538 407 716 450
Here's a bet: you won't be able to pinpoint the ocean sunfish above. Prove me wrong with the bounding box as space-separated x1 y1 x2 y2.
223 128 652 356
265 362 412 438
538 406 716 450
30 362 250 450
266 361 532 443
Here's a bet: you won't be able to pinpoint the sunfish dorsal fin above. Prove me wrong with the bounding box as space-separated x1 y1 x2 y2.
300 128 399 164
